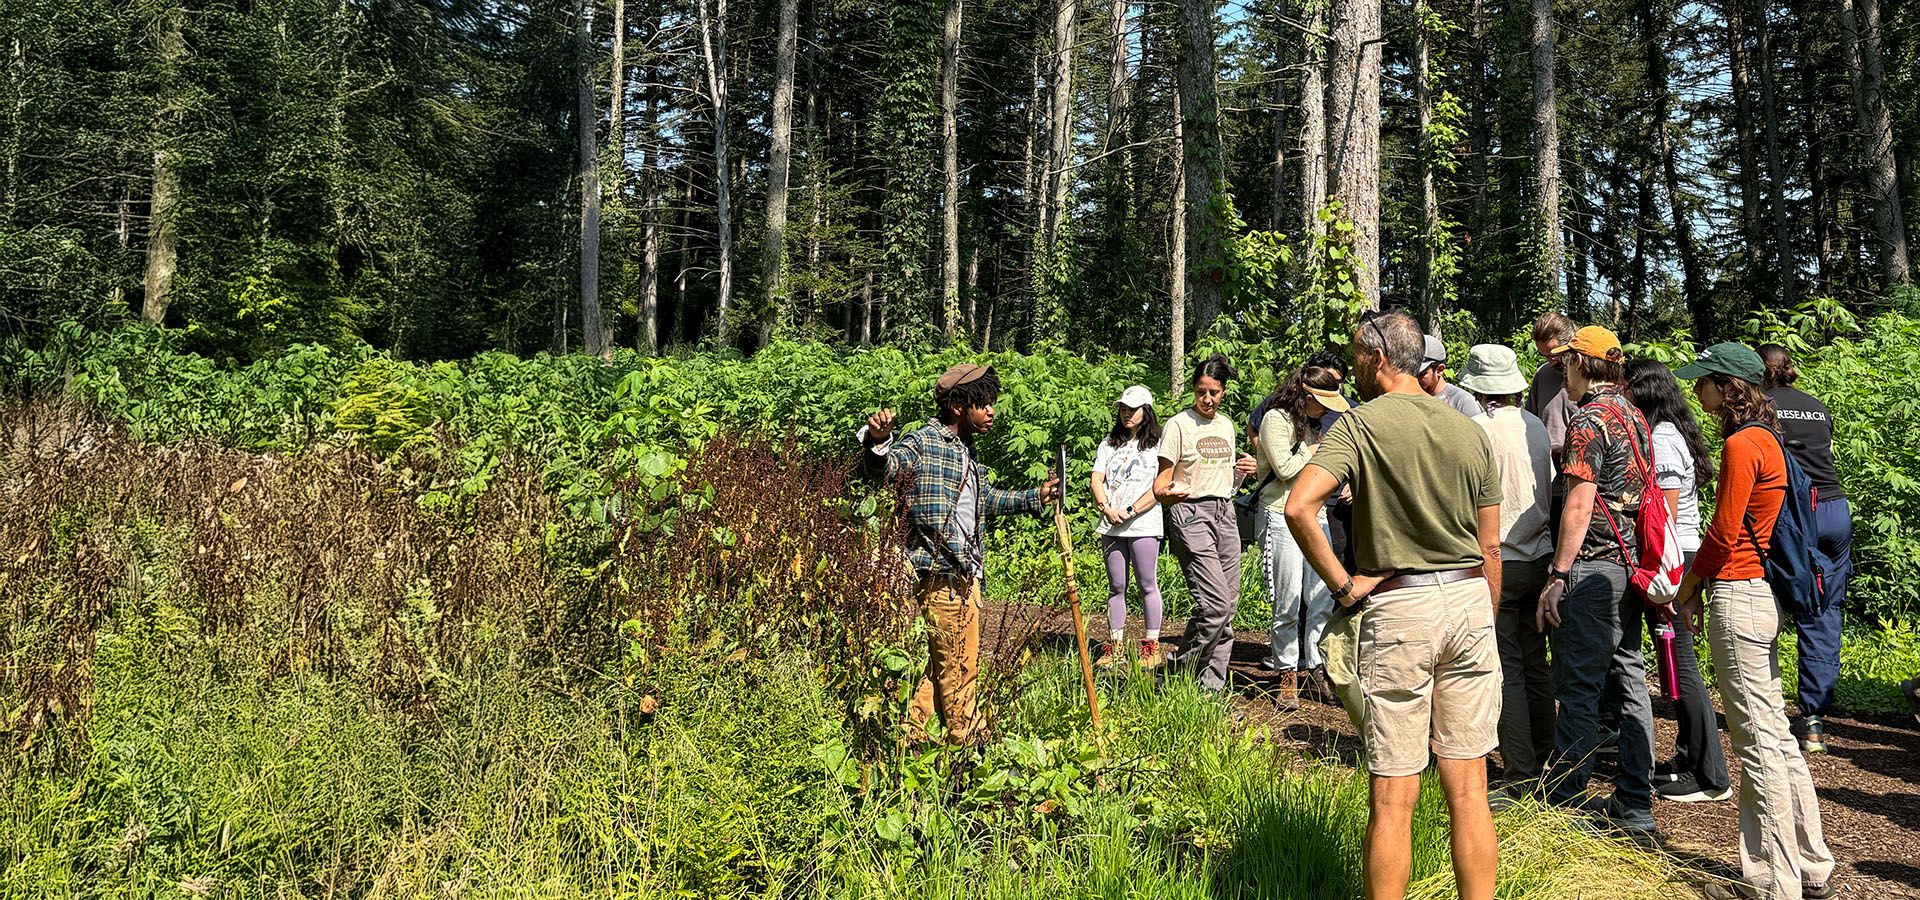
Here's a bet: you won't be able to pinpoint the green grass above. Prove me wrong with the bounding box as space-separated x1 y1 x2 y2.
3 626 1701 900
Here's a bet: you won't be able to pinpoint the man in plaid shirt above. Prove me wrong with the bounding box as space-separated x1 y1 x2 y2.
860 364 1060 745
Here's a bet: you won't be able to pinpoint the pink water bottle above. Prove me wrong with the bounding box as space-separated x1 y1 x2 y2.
1654 622 1681 701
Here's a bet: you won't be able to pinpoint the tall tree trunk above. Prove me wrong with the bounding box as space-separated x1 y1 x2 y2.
860 268 874 343
1750 0 1796 305
1268 0 1288 232
1023 46 1041 346
1646 0 1706 334
1726 0 1765 279
1044 0 1077 249
1177 0 1225 327
1327 0 1382 309
1299 0 1327 244
1529 0 1561 299
141 7 186 326
1416 2 1437 325
758 0 799 346
966 245 980 336
638 62 661 353
1842 0 1912 285
1171 87 1188 397
1106 0 1132 158
695 0 734 338
940 0 963 339
609 0 625 197
674 198 692 343
575 0 608 358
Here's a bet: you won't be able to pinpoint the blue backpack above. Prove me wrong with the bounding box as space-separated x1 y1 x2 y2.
1736 424 1837 619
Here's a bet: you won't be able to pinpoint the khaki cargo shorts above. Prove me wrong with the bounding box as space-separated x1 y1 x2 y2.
1354 576 1501 777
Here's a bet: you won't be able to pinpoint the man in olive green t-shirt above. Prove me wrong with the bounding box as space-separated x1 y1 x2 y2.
1284 310 1505 900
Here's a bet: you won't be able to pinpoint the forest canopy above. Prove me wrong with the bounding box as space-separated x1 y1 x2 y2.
4 0 1918 376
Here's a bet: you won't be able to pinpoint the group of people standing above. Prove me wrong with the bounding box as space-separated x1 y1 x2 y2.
859 307 1855 900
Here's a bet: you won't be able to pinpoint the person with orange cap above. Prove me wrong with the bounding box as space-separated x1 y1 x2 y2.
859 364 1061 746
1536 326 1659 836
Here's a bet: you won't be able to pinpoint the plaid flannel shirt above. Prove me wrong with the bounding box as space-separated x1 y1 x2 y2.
860 418 1046 578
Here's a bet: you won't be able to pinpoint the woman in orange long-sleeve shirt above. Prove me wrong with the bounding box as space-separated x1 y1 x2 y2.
1674 343 1835 900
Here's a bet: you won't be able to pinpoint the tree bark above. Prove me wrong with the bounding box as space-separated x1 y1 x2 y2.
1750 0 1796 305
1106 0 1132 159
1328 0 1382 309
940 0 963 339
1529 0 1561 299
1842 0 1912 285
575 0 608 358
141 7 186 326
608 0 625 197
1299 0 1327 244
1171 86 1188 397
695 0 734 338
1416 2 1437 325
638 57 661 353
1177 0 1225 327
758 0 799 346
1268 0 1288 232
1043 0 1077 250
1646 0 1706 334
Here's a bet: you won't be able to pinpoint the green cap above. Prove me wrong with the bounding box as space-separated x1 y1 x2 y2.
1673 342 1765 385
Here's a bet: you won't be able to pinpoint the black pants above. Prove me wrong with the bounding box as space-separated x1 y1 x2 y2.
1661 550 1730 791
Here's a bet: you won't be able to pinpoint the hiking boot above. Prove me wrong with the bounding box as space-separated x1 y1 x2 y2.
1138 639 1167 669
1903 677 1920 726
1275 669 1302 711
1656 774 1734 803
1571 795 1656 838
1094 643 1123 670
1792 715 1827 754
1303 666 1336 703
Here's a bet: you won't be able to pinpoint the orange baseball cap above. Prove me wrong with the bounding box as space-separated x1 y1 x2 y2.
1560 325 1624 362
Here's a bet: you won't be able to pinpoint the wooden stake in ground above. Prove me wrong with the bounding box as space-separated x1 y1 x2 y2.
1052 444 1105 742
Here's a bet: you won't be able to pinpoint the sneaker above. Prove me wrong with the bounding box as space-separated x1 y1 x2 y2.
1792 715 1827 754
1260 653 1284 672
1701 883 1755 899
1656 774 1734 803
1138 639 1167 669
1652 760 1683 784
1903 677 1920 726
1094 643 1123 670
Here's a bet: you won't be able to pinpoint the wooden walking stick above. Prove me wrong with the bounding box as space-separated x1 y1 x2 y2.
1052 444 1105 742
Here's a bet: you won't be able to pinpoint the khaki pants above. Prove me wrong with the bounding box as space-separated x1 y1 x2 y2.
1708 578 1835 898
906 575 983 745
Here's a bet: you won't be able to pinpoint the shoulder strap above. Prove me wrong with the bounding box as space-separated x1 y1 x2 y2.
1591 400 1657 487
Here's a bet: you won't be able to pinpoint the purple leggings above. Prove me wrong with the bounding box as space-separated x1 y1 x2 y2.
1100 534 1164 637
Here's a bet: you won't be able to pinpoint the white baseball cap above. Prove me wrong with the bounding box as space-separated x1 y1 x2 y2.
1117 385 1155 408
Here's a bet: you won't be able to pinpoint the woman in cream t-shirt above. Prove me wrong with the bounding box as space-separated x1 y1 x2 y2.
1153 354 1256 691
1251 364 1349 708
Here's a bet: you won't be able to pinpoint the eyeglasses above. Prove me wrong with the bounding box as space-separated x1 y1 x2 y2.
1355 310 1391 364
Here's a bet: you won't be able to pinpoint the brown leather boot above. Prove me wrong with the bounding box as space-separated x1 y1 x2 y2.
1276 669 1302 710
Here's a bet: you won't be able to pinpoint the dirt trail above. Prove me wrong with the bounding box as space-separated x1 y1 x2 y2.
996 604 1920 899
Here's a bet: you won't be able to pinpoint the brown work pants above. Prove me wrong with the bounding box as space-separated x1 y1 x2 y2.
906 574 982 745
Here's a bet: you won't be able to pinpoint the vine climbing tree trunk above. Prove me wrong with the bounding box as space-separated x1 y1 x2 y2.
1842 0 1912 286
1327 0 1381 310
575 0 608 358
695 0 734 339
758 0 799 347
141 6 186 326
1171 85 1188 397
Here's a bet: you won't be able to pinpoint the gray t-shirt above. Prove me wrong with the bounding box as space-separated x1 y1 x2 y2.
955 456 984 575
1650 421 1701 554
1441 383 1486 418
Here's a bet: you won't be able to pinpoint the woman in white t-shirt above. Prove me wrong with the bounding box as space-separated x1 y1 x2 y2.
1251 364 1349 709
1091 385 1167 668
1626 360 1732 803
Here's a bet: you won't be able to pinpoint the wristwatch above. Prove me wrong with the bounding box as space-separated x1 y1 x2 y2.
1549 568 1572 584
1331 577 1356 604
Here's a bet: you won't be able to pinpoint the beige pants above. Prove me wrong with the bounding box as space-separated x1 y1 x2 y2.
1707 578 1835 898
906 575 982 745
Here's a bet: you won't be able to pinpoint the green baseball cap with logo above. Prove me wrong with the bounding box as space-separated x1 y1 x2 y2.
1673 342 1766 385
